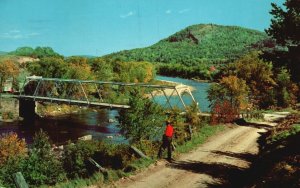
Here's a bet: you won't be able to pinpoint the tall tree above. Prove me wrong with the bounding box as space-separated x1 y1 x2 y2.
118 89 165 144
266 0 300 82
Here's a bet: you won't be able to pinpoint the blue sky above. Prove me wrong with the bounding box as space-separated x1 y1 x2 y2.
0 0 284 56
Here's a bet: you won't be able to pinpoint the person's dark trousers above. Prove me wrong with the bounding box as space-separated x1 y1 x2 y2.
158 135 172 160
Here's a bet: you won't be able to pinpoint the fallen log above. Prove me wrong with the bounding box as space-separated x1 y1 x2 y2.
130 145 150 159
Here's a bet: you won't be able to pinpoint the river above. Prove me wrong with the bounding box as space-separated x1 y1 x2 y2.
0 76 211 144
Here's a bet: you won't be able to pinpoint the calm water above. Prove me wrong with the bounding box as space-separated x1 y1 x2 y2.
156 75 210 112
0 76 210 144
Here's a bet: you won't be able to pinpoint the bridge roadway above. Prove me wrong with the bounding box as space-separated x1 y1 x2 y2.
17 95 131 109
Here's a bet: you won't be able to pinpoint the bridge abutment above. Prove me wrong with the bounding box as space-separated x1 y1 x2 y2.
19 99 37 120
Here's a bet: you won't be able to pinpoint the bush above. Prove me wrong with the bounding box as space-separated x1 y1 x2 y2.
94 143 134 170
168 108 189 145
0 132 27 166
22 130 66 186
185 102 202 132
0 133 27 187
132 140 160 157
211 100 239 124
63 140 99 178
63 140 135 179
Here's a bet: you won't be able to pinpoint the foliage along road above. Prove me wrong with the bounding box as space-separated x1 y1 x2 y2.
103 113 287 188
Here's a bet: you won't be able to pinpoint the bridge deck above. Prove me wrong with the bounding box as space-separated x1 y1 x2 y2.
18 95 130 109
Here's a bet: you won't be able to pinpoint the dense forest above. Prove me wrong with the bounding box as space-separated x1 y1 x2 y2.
105 24 268 79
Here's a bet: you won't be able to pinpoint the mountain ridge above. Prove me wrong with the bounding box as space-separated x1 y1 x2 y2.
104 24 268 65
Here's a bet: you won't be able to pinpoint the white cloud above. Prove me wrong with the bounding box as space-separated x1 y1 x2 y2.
166 10 172 14
27 32 40 37
0 33 24 39
120 11 135 19
178 9 190 14
0 31 40 39
10 29 21 33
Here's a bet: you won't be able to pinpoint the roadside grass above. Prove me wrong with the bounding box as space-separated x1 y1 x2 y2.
261 107 298 114
270 124 300 143
49 172 105 188
175 124 225 154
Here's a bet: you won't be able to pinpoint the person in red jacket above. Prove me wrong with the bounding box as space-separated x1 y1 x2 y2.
158 120 174 161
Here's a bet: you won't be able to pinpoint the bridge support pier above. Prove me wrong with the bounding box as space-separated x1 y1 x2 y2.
19 99 37 120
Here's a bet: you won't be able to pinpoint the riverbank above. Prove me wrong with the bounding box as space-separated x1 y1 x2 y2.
36 103 82 117
153 79 195 96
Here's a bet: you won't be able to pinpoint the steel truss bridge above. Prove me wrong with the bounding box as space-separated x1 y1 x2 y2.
18 76 199 111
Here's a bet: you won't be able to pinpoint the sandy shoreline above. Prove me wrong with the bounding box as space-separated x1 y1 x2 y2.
151 80 195 96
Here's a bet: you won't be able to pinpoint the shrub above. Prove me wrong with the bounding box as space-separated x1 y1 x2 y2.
185 102 202 130
168 108 189 145
0 133 27 187
132 140 160 157
0 132 27 166
63 140 99 178
211 100 239 124
93 143 134 170
22 130 66 186
63 140 135 178
0 158 26 188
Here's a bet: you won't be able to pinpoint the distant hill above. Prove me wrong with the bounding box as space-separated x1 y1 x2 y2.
0 51 7 55
70 55 97 58
9 46 63 59
105 24 268 66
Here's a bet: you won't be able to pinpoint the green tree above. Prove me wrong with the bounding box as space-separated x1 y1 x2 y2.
10 46 62 58
90 58 114 81
12 47 34 57
276 68 299 107
266 0 300 82
27 57 67 78
114 61 155 83
118 89 165 144
65 56 94 80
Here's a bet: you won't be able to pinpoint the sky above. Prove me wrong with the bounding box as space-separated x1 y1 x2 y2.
0 0 285 56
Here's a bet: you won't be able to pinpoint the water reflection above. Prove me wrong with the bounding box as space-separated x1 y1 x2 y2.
0 109 124 145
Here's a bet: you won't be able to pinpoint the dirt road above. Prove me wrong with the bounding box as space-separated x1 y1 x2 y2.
107 115 284 188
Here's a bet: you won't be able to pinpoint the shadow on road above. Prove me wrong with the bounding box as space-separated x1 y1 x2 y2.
234 118 274 129
210 150 256 161
169 160 251 187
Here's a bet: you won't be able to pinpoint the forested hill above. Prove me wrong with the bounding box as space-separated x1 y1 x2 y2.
105 24 267 66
